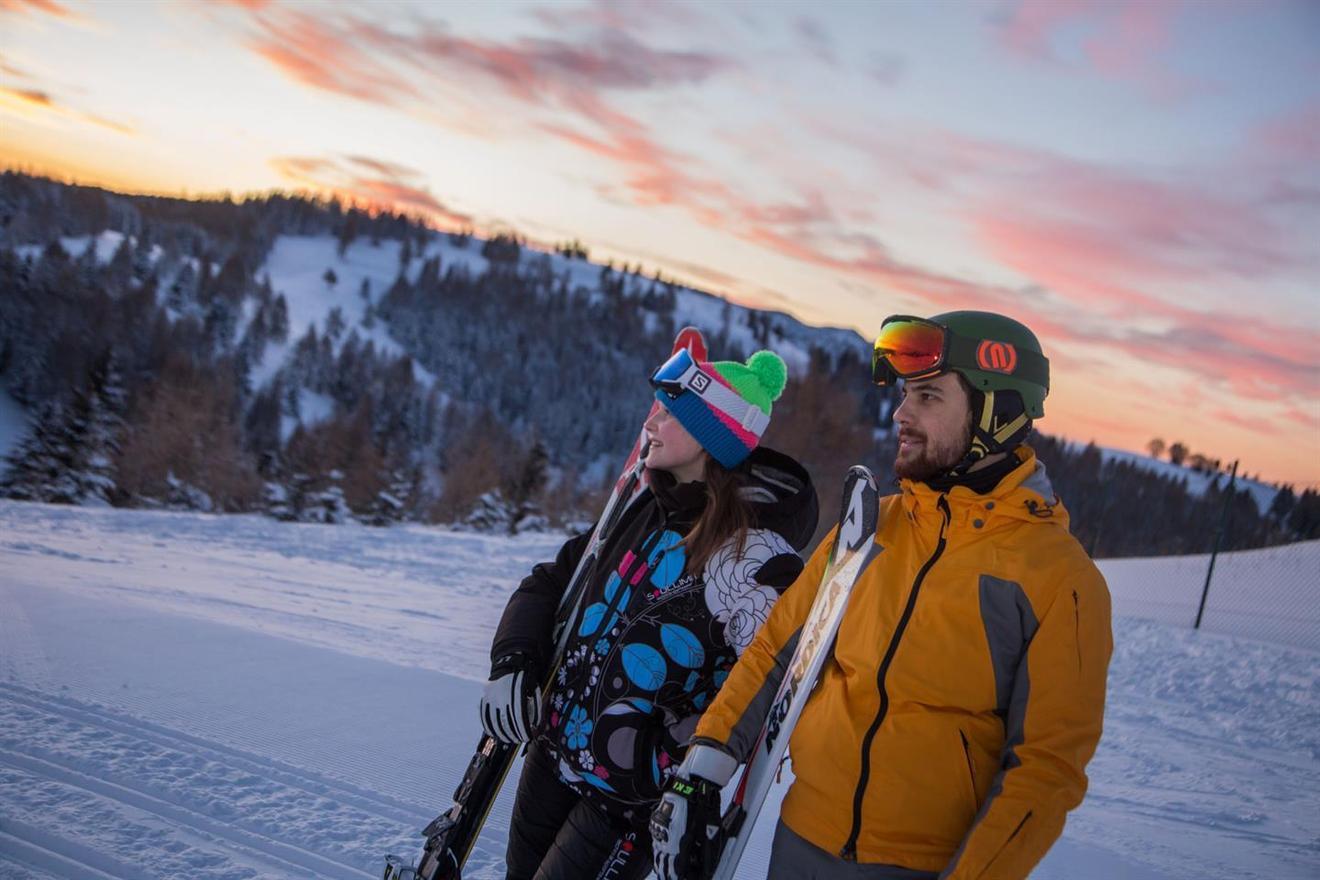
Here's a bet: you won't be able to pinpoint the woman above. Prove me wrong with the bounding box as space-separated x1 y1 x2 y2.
480 348 819 880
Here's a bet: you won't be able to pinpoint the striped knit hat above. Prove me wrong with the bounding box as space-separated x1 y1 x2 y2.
653 350 788 468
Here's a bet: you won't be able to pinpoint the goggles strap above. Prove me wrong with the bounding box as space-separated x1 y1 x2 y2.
670 362 771 436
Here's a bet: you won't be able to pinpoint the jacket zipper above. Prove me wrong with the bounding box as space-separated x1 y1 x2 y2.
841 494 951 861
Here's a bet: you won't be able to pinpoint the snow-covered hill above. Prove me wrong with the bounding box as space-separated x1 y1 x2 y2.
254 233 868 382
1096 445 1281 513
1 501 1316 879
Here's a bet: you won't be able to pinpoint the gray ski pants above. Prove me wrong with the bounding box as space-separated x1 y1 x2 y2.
768 820 938 880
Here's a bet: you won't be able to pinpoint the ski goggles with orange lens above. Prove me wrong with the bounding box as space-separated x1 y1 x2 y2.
872 315 1050 389
872 316 953 385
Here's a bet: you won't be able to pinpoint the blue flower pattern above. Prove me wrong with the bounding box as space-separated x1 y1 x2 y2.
553 525 791 806
564 705 592 750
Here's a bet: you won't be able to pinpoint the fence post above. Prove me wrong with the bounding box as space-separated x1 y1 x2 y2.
1195 459 1239 630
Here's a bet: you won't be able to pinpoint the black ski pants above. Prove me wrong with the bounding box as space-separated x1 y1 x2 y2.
505 739 652 880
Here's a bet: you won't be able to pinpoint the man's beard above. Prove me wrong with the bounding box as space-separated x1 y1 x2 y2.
894 423 972 482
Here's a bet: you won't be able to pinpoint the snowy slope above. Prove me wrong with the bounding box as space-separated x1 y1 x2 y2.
254 236 441 392
1102 540 1320 651
2 501 1317 879
252 234 868 393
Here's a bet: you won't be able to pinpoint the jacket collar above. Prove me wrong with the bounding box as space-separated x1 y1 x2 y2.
899 446 1070 531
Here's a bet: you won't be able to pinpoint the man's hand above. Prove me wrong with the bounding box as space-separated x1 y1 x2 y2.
650 743 738 880
478 653 541 744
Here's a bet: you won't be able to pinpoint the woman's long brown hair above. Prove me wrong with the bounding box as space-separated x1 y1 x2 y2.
681 455 758 575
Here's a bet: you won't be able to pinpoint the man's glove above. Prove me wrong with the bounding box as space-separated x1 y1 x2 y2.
650 743 738 880
478 653 542 744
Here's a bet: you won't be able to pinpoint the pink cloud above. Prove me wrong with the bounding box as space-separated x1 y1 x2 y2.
1281 406 1320 430
531 0 711 36
0 0 77 18
998 0 1205 102
1248 101 1320 164
974 212 1319 401
246 11 420 105
209 0 271 9
345 17 732 102
269 154 473 229
346 155 421 179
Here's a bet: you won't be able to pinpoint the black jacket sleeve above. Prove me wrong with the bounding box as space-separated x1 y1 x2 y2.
489 529 593 675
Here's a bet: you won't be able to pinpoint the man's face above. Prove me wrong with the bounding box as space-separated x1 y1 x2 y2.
892 372 973 482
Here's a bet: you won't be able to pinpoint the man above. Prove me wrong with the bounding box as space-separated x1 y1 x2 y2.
650 311 1113 880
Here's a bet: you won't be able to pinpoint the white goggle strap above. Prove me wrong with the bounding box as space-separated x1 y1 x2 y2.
673 363 770 437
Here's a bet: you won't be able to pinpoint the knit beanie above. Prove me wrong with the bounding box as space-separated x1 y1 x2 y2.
654 350 788 468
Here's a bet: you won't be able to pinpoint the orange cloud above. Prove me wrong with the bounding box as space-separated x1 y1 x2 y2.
269 154 472 229
0 85 134 134
0 0 77 18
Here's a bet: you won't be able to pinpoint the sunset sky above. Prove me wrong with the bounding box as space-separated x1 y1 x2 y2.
2 0 1318 487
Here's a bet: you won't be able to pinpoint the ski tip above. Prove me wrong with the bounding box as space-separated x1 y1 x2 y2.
837 466 879 555
674 326 709 358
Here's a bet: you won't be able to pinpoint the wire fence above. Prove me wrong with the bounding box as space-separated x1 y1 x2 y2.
1097 539 1320 652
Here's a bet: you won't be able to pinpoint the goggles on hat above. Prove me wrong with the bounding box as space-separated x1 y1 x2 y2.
650 349 771 436
871 315 1048 388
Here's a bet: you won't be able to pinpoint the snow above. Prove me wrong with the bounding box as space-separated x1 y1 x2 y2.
2 505 1318 880
0 389 28 462
14 232 125 265
276 388 339 441
1099 541 1320 651
253 237 441 391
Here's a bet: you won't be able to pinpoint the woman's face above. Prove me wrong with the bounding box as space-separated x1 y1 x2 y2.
643 404 707 482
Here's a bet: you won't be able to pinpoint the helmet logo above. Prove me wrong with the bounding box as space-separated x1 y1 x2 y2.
976 340 1018 374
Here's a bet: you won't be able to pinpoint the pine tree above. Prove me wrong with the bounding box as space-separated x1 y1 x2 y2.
461 489 513 532
0 353 126 505
269 294 290 343
307 469 351 524
326 306 346 341
0 398 74 501
504 440 549 534
164 471 214 511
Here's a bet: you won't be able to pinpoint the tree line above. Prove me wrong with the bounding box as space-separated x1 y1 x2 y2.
0 172 1312 556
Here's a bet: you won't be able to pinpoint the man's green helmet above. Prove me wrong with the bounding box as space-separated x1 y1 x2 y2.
872 310 1050 418
929 310 1049 418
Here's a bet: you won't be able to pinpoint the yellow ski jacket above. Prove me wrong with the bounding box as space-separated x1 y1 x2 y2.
694 448 1112 878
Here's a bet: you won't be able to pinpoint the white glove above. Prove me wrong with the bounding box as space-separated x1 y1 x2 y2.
478 654 542 744
650 743 738 880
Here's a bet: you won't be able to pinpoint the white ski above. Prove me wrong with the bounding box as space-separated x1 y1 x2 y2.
709 465 880 880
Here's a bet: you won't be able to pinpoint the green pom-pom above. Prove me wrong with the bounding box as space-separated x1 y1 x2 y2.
747 350 787 401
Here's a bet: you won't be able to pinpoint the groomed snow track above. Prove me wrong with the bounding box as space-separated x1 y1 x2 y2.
0 682 408 880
